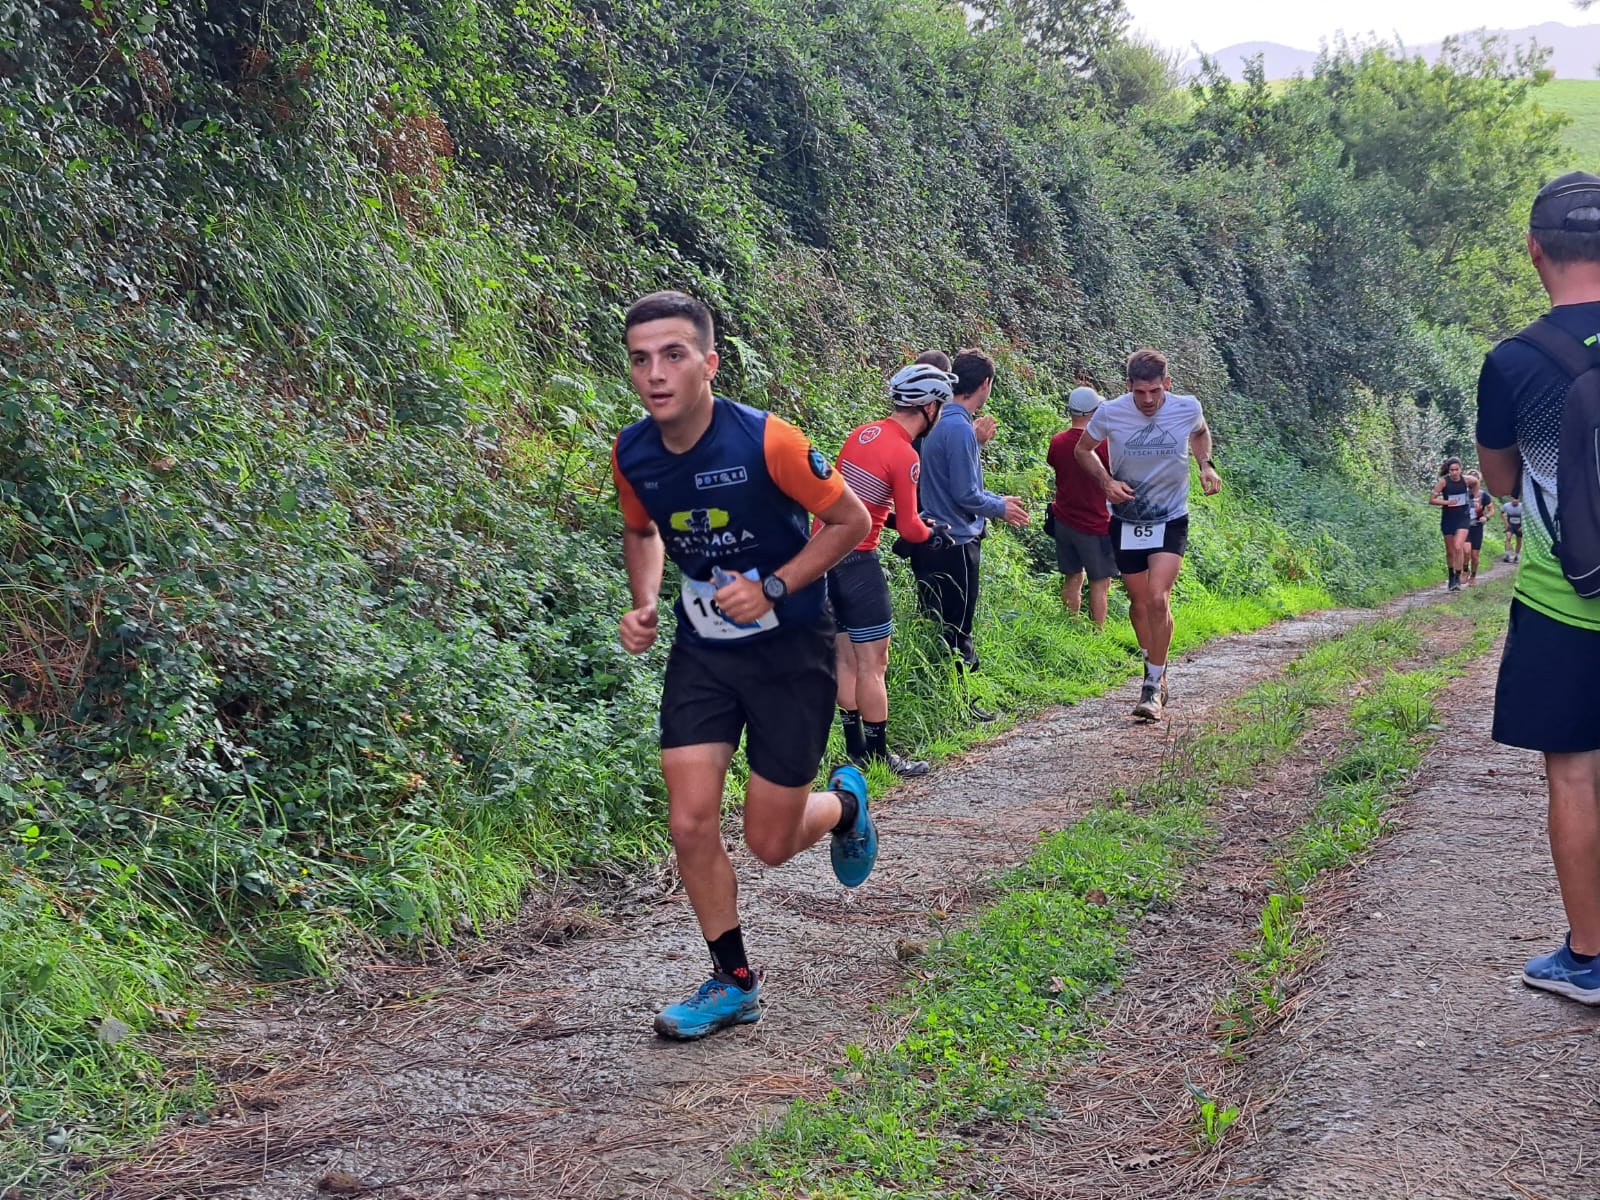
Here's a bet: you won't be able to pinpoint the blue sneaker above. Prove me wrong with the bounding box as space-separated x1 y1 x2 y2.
828 764 877 888
1523 934 1600 1004
653 973 762 1040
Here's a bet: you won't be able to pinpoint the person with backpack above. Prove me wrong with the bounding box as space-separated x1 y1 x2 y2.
1477 171 1600 1005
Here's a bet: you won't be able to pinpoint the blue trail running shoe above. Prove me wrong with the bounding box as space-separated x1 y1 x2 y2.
828 763 877 888
653 973 762 1040
1523 934 1600 1005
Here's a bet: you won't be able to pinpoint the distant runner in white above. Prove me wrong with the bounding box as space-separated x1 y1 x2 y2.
1074 348 1222 721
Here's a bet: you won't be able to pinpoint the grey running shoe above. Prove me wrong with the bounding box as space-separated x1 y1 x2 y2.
1132 682 1163 722
883 751 930 778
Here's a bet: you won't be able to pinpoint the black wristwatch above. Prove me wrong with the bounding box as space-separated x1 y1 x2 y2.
760 574 789 603
1201 458 1216 470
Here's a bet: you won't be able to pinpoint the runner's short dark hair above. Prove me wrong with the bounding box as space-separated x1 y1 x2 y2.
1530 172 1600 266
951 348 994 397
1126 349 1168 384
625 291 714 351
1533 227 1600 266
914 349 951 372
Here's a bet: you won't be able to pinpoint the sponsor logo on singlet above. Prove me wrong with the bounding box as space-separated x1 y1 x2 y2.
693 466 749 490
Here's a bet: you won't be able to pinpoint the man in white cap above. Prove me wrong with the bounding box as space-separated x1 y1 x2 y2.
1045 385 1119 629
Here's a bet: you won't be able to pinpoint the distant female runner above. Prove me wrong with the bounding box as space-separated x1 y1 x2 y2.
1429 456 1472 592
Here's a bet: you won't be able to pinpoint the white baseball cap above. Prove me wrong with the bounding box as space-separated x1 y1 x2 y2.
1067 386 1103 414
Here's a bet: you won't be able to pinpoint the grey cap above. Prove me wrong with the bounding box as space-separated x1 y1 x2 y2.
1531 171 1600 233
1067 386 1103 414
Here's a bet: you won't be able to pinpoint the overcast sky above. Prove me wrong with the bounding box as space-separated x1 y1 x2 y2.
1124 0 1594 55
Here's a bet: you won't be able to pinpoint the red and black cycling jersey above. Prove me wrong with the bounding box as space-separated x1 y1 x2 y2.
830 419 932 552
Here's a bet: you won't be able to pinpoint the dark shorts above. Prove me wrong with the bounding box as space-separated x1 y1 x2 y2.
1109 515 1190 576
827 550 894 643
660 621 836 787
1468 523 1486 550
1441 511 1470 536
1053 521 1119 582
1508 521 1523 538
1493 600 1600 754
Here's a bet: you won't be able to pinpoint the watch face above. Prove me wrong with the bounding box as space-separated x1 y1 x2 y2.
762 575 786 600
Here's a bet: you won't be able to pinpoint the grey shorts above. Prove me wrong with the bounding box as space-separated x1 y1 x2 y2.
1053 521 1119 581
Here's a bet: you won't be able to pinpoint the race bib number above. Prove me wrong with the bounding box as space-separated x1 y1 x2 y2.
681 569 779 641
1120 520 1166 551
1446 494 1466 507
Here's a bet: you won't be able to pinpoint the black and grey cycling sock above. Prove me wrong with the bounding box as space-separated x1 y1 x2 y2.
864 720 888 761
839 708 867 758
708 926 754 991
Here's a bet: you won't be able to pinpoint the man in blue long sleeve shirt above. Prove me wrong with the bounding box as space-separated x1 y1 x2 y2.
910 349 1029 670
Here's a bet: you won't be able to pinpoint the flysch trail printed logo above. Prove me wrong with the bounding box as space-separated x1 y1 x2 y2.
694 466 749 490
1126 422 1181 455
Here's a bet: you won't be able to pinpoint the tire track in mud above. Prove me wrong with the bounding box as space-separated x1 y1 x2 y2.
92 580 1491 1200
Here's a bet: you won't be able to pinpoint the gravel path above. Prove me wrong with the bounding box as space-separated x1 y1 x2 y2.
1221 640 1599 1200
90 580 1490 1200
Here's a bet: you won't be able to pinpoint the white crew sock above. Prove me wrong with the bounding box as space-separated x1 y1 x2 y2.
1145 661 1166 683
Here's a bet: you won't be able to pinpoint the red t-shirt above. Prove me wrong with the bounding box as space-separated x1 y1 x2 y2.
1047 427 1111 535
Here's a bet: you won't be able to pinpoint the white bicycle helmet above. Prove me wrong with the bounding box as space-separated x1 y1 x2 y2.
888 363 959 407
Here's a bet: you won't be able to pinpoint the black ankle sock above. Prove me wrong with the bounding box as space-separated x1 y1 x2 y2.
830 789 859 835
864 720 888 760
839 708 866 758
708 926 754 990
1569 935 1598 965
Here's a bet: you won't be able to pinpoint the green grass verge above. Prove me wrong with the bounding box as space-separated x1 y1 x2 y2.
727 589 1476 1198
1217 579 1511 1045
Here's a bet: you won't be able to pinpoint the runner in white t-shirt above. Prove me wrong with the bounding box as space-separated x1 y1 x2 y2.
1074 349 1222 721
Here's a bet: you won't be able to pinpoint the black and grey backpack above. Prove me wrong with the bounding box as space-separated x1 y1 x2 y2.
1511 317 1600 599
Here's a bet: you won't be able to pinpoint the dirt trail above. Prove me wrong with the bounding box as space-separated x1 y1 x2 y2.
93 583 1477 1200
1218 642 1598 1200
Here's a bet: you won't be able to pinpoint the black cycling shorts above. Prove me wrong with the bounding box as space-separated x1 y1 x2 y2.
827 550 894 643
1493 600 1600 754
1109 515 1190 577
659 620 836 788
1468 523 1486 550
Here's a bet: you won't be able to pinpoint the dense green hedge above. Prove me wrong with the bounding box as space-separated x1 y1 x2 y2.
0 0 1563 1174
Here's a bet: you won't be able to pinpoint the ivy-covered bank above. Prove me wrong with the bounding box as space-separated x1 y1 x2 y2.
0 0 1564 1176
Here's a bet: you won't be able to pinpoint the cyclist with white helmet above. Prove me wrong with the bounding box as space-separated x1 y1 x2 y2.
825 362 954 777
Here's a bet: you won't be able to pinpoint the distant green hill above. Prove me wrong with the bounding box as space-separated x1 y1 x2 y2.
1546 78 1600 166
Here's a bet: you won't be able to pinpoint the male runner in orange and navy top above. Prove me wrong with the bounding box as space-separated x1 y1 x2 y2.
827 363 957 778
610 290 877 1042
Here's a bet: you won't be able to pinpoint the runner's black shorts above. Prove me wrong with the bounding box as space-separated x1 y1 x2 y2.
1468 523 1486 550
826 549 894 643
659 619 836 787
1493 600 1600 754
1053 521 1119 582
1109 515 1190 576
1441 511 1471 536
